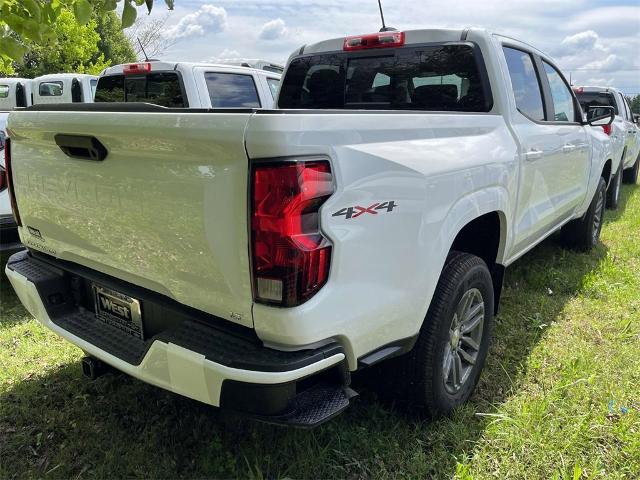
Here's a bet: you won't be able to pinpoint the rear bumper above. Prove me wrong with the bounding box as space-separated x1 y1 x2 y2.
5 251 354 426
0 215 22 253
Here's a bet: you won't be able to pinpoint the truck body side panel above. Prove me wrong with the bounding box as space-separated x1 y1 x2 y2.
245 112 518 366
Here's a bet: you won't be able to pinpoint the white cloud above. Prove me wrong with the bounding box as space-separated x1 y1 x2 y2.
164 5 227 40
258 18 288 40
560 30 604 55
206 48 242 63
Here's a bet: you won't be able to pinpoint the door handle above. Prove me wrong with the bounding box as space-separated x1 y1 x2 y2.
525 149 544 161
562 144 576 154
55 134 108 161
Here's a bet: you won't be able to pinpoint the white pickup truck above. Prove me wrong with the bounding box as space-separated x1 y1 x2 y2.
575 86 640 188
95 61 281 109
5 28 615 427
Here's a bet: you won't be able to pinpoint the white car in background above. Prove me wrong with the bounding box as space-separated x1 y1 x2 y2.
95 61 281 109
575 86 640 191
32 73 98 105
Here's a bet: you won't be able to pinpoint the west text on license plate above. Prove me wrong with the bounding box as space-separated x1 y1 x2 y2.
93 284 144 339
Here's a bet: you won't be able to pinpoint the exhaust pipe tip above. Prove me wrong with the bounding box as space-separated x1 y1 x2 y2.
81 356 110 380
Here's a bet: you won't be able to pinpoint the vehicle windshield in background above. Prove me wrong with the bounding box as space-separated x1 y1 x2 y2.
575 91 619 120
94 72 186 107
279 44 492 111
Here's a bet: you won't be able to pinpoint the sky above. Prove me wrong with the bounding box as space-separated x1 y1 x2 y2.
142 0 640 95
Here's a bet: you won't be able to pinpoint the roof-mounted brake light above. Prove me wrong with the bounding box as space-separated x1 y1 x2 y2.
123 63 151 75
343 31 405 51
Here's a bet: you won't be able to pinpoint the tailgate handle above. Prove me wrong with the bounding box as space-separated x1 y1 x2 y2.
54 134 108 161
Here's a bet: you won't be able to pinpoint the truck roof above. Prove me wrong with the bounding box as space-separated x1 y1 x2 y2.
294 27 553 62
33 73 98 81
100 61 282 77
0 78 30 86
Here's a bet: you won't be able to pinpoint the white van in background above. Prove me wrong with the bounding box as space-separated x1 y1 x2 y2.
32 74 98 105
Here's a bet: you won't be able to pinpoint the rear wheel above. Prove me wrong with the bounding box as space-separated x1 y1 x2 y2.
606 163 622 210
561 177 607 251
622 155 639 184
403 251 494 417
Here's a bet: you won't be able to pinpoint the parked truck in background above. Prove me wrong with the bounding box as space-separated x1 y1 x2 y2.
575 85 640 192
31 74 98 105
1 74 98 253
95 61 281 108
4 28 615 427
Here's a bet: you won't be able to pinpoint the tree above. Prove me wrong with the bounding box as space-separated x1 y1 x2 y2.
126 14 176 60
94 11 137 66
630 95 640 115
0 0 174 70
11 9 110 77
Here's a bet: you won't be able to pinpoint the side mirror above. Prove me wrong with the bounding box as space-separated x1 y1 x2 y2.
634 114 640 124
587 105 614 127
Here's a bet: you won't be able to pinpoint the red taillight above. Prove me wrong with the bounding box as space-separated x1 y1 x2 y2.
573 86 584 94
601 124 612 136
343 31 405 51
251 160 334 306
123 63 151 75
4 138 22 226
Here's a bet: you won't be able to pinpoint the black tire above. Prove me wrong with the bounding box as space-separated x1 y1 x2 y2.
606 163 622 210
403 251 494 417
622 154 639 184
561 177 607 251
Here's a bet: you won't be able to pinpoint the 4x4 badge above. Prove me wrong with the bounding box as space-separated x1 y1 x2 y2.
332 201 397 220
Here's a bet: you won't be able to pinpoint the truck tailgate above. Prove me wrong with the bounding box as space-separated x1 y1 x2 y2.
8 110 254 328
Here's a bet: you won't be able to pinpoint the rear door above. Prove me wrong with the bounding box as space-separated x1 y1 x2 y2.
502 45 588 252
8 109 256 327
618 92 638 167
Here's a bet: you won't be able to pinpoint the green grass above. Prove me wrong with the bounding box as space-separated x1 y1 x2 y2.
1 185 639 479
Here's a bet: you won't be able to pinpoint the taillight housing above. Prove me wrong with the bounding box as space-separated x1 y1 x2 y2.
343 31 405 51
4 138 22 226
251 160 334 307
123 63 151 75
601 124 612 136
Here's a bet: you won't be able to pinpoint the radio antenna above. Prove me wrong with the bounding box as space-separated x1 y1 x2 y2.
377 0 396 32
137 38 149 62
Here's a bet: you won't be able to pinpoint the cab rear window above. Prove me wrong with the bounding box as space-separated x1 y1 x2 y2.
94 72 186 107
0 85 8 98
278 44 492 112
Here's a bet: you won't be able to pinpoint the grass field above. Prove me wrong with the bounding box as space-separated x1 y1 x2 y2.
1 185 639 479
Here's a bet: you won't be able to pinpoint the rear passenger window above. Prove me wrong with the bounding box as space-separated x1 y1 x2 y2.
39 81 64 97
205 73 261 108
619 93 631 120
266 78 280 99
542 62 575 122
503 47 545 121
